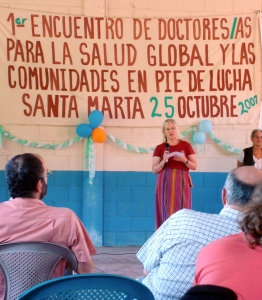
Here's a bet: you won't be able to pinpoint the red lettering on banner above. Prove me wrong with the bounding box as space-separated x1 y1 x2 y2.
177 95 237 118
87 96 145 119
7 38 44 62
209 69 252 91
22 93 79 118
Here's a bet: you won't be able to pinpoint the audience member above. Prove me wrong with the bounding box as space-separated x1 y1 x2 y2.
237 129 262 169
0 153 96 276
194 182 262 300
136 166 262 300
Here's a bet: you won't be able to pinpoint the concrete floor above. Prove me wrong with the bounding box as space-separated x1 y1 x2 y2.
93 246 144 279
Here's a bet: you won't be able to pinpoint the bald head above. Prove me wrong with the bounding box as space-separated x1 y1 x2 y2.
234 166 262 186
223 166 262 208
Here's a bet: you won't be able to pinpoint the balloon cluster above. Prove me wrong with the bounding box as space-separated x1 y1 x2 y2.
193 120 212 144
76 110 106 143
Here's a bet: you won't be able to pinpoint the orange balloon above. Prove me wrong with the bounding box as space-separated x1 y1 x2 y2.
91 128 106 143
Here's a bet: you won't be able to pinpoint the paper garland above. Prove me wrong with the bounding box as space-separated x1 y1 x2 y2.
0 125 242 154
0 125 241 184
106 133 155 153
85 136 95 184
1 126 83 149
208 131 241 154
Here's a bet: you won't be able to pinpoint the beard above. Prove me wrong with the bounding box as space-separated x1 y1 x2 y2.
40 179 48 199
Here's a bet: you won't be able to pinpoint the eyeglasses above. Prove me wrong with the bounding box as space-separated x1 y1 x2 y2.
165 127 176 132
46 169 52 178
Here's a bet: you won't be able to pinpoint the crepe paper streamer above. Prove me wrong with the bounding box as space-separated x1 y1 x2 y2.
106 133 155 153
85 136 95 185
179 126 198 139
208 131 241 154
0 124 241 175
0 126 2 148
89 138 96 184
2 128 83 149
179 126 198 146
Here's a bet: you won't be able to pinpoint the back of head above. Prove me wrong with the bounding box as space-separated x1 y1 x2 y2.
180 285 237 300
249 181 262 205
224 166 262 207
238 182 262 248
5 153 44 198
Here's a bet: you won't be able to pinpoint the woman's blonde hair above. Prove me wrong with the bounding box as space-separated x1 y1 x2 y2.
161 119 180 142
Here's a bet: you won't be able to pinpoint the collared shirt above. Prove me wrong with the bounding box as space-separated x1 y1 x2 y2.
136 208 241 300
194 233 262 300
0 198 96 275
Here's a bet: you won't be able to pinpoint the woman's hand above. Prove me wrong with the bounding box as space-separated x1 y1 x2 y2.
172 154 185 162
163 151 169 162
172 153 197 170
152 156 166 174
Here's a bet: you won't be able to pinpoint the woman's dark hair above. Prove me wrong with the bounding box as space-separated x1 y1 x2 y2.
5 153 44 198
239 203 262 249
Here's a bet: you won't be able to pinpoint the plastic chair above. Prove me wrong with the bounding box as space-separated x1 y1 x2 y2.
0 242 77 300
17 273 155 300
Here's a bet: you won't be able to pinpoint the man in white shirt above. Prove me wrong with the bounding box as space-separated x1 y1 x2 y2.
136 166 262 300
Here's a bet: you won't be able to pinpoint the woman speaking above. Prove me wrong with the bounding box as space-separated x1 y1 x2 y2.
152 119 197 229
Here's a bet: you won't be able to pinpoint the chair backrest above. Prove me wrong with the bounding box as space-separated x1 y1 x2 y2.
0 242 77 300
17 273 155 300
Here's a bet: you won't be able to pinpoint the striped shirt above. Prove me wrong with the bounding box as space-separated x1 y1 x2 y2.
136 208 241 300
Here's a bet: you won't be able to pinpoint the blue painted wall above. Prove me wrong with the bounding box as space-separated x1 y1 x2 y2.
0 171 227 246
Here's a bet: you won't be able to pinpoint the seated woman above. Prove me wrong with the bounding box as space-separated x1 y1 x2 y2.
237 129 262 169
194 182 262 300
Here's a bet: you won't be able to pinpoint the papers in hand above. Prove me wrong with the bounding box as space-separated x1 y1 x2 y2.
167 151 185 159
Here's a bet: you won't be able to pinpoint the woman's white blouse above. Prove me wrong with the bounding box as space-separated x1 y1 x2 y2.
238 150 262 170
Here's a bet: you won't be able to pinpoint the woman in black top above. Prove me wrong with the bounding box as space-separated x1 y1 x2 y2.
237 129 262 169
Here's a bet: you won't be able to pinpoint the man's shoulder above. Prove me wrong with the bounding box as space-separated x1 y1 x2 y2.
44 205 76 217
167 208 236 227
170 208 213 219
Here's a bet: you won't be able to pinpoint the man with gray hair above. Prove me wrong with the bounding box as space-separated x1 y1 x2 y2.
137 166 262 300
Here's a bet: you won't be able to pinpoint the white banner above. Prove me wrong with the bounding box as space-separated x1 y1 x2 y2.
0 8 259 126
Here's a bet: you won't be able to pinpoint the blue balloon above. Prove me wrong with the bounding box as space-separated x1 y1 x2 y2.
89 110 104 128
76 123 93 137
199 120 212 133
193 132 206 144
